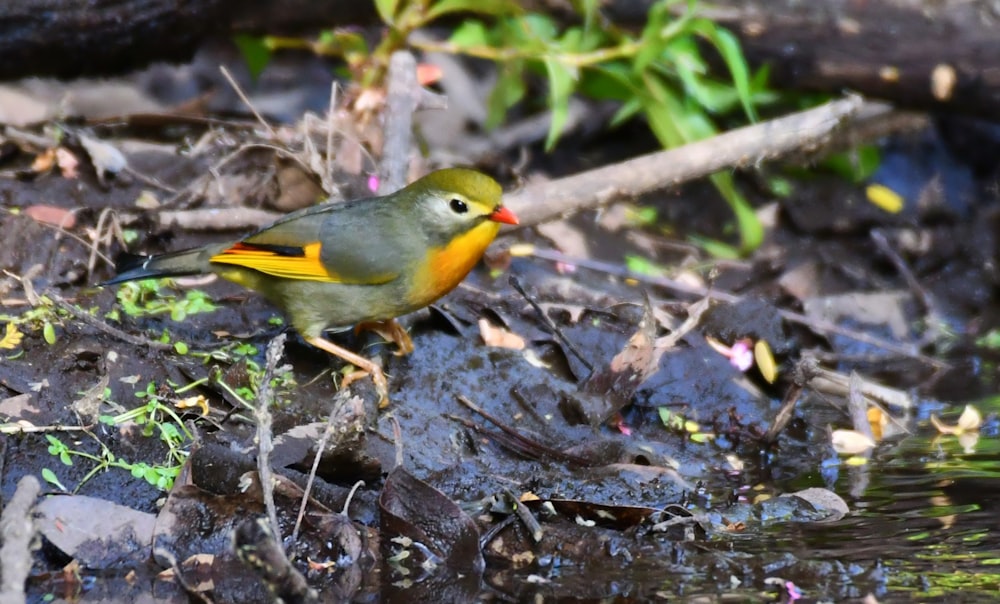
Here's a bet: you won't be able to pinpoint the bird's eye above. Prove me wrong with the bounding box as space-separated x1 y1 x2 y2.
450 198 468 214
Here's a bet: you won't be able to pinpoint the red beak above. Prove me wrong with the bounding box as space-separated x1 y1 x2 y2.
489 206 519 225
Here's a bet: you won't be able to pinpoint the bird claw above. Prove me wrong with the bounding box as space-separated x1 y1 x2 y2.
355 319 414 356
341 366 390 408
306 335 390 407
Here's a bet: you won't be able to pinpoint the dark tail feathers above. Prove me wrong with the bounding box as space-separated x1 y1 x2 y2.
102 248 208 286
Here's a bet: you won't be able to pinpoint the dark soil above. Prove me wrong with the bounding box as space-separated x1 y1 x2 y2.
3 51 1000 604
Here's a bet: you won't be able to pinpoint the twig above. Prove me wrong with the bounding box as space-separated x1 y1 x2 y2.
508 274 594 374
847 371 875 441
503 488 543 543
454 395 585 465
380 51 418 194
220 65 278 140
324 82 338 192
48 292 173 351
158 207 283 231
153 547 213 604
525 247 948 367
291 389 358 544
233 518 318 604
254 333 290 542
0 475 41 604
504 95 865 227
0 421 93 435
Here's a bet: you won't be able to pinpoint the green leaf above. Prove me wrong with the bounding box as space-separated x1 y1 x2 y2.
710 171 763 252
374 0 400 24
688 234 741 259
173 341 189 355
41 468 66 491
43 321 56 345
688 18 757 121
625 255 667 277
428 0 520 20
543 58 578 150
634 1 674 73
823 145 882 183
449 20 490 48
233 35 272 81
487 60 526 129
522 13 559 42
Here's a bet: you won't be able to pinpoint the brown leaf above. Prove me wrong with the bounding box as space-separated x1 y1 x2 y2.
478 318 526 350
24 204 75 228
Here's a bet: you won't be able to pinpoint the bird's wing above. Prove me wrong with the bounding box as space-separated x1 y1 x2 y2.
208 199 404 285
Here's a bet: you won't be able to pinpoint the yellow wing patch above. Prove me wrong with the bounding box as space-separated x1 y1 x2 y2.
210 242 342 283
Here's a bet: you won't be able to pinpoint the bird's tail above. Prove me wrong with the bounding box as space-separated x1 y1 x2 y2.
102 246 219 285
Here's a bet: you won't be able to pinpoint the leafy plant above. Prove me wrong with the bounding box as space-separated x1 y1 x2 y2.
0 296 66 348
41 382 194 492
110 280 217 322
431 0 768 252
241 0 769 251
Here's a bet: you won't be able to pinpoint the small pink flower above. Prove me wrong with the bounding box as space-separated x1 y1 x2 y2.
729 340 753 372
367 174 380 192
785 581 802 600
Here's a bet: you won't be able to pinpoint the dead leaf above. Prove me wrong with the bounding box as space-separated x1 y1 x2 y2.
79 134 127 181
930 405 982 435
831 429 876 454
478 318 526 350
24 204 75 228
754 339 778 383
31 148 56 172
55 147 79 178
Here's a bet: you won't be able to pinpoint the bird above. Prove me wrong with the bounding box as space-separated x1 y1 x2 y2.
104 168 519 405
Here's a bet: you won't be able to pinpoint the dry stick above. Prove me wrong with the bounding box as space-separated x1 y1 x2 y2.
508 274 594 374
870 228 939 320
504 95 866 227
380 51 419 194
153 547 213 604
233 518 318 604
48 292 173 350
254 333 290 543
503 488 543 543
0 475 41 604
526 248 948 368
454 395 585 465
158 207 283 231
291 390 357 545
219 65 278 140
324 82 338 192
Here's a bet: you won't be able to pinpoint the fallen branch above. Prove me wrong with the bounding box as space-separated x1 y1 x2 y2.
505 95 866 227
0 475 41 604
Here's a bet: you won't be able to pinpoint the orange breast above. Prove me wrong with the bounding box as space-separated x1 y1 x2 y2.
411 221 500 306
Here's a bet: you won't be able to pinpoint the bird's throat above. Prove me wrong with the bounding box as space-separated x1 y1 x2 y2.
414 220 501 306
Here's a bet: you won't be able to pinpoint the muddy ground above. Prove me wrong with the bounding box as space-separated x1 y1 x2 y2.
2 47 1000 604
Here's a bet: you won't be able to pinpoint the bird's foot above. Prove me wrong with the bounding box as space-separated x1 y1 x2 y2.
355 318 414 356
306 335 390 407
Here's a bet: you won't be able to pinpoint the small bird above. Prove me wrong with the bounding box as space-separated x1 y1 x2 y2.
104 168 519 404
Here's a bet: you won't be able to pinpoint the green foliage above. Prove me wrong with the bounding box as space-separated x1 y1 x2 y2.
113 280 217 322
41 382 194 492
0 296 67 346
233 34 272 80
235 0 770 251
439 0 769 250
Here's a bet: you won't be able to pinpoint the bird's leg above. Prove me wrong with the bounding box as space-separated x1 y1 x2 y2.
354 318 414 356
305 336 389 407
